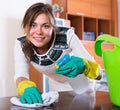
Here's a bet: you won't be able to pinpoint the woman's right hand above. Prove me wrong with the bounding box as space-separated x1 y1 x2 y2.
20 86 43 104
17 80 43 104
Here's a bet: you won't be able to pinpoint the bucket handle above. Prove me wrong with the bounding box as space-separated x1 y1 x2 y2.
94 34 120 56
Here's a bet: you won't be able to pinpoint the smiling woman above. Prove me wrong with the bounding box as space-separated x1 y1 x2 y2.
14 2 102 105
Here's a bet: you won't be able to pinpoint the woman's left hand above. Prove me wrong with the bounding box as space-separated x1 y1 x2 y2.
55 56 86 78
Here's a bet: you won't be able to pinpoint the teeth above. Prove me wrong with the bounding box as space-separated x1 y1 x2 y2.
34 37 43 40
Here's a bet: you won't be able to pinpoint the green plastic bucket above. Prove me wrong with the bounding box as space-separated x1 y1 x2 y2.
94 34 120 106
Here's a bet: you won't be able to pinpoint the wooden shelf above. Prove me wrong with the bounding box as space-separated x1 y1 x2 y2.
98 19 111 35
68 14 83 39
53 0 118 39
84 17 97 39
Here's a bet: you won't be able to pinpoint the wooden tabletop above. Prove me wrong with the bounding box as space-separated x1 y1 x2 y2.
0 91 120 110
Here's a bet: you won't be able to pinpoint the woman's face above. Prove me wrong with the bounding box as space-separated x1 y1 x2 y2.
28 13 53 48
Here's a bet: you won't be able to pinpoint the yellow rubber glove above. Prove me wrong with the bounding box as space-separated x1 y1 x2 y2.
84 59 101 80
17 80 36 96
17 80 43 104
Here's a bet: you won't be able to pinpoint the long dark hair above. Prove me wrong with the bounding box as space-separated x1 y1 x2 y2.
21 2 56 62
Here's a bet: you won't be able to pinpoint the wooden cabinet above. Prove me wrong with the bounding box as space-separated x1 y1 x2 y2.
68 15 111 40
67 0 111 19
52 0 118 40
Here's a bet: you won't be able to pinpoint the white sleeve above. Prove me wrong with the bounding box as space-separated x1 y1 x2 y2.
14 40 30 81
67 28 94 61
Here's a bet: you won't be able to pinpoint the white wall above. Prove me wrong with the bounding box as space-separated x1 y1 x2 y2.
0 0 51 97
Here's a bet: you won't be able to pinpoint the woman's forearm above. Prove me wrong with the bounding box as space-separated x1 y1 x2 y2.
16 77 28 86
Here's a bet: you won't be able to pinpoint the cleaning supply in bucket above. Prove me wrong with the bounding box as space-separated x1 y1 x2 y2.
94 34 120 107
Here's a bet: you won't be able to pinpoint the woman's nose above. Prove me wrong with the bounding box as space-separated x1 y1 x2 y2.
36 26 43 34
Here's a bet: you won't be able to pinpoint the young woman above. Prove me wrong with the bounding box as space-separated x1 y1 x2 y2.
14 2 101 104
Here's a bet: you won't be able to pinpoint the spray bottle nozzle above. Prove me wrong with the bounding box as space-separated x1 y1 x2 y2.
56 54 71 69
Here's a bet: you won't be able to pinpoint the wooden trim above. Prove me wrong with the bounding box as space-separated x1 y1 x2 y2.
111 0 118 36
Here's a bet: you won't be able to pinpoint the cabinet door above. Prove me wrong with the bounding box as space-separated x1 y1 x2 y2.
29 64 43 92
92 0 111 19
67 0 92 17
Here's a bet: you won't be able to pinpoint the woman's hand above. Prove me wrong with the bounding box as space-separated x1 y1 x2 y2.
20 86 43 104
55 54 101 80
55 56 86 78
17 80 43 104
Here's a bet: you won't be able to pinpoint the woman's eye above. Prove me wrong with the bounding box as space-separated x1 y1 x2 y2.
31 23 37 28
43 24 50 29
